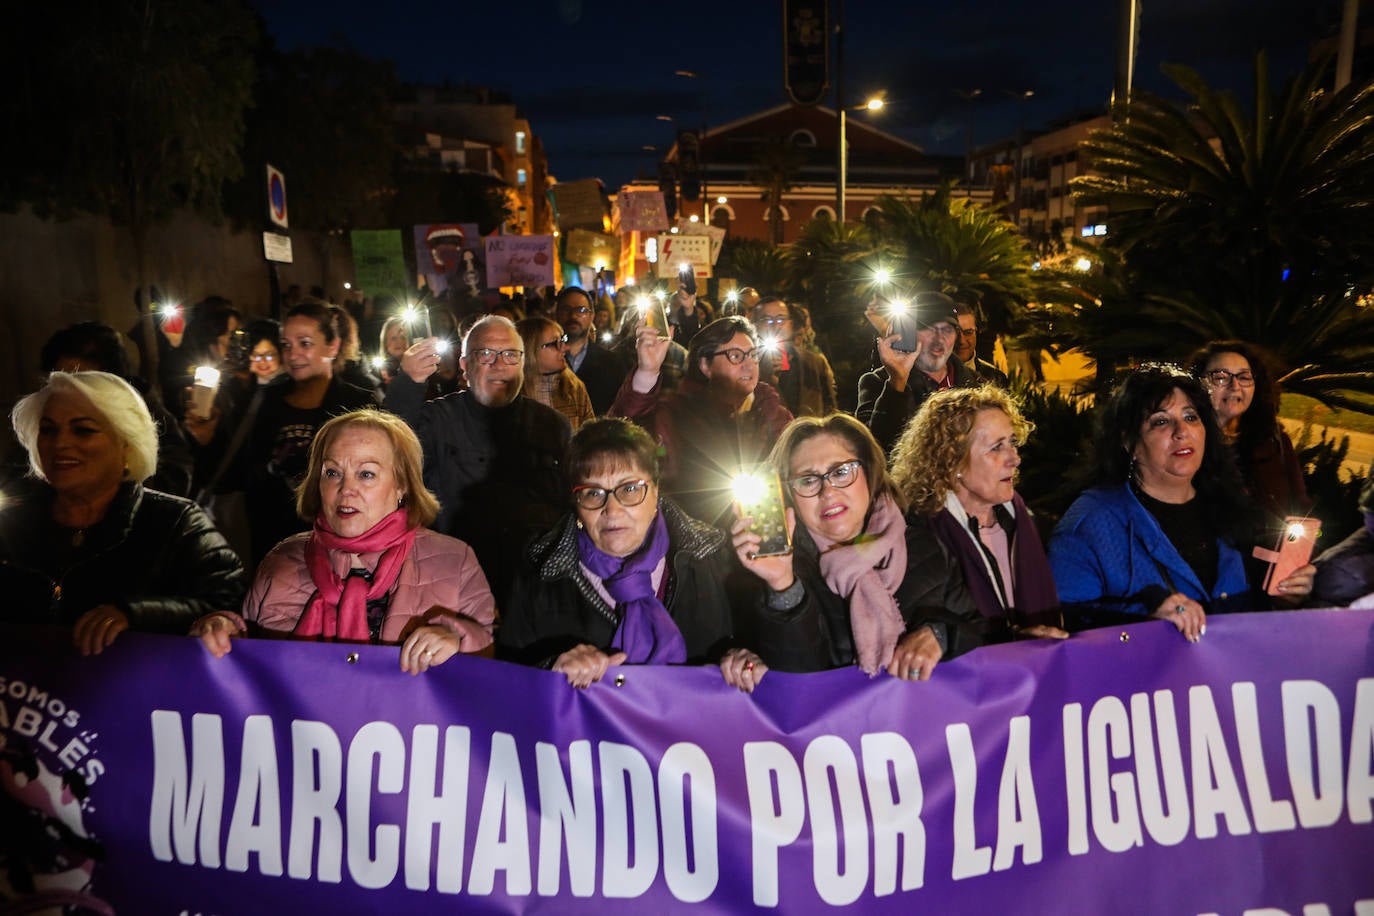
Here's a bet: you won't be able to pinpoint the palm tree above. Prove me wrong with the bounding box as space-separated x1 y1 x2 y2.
1066 55 1374 410
868 183 1038 345
749 137 805 245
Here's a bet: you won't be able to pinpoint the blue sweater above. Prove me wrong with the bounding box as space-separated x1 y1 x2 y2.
1048 483 1252 623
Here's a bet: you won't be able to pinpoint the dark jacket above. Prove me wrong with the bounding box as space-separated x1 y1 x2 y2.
969 356 1009 388
498 499 740 667
610 375 793 525
855 356 984 453
0 480 246 631
1313 521 1374 607
929 493 1060 638
759 344 838 418
245 377 378 565
740 513 983 673
384 376 571 600
570 339 630 416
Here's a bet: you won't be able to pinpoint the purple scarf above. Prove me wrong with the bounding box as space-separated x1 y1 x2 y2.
577 509 686 664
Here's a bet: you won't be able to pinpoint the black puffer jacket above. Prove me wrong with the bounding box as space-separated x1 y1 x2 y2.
739 511 984 673
498 499 742 667
0 480 246 631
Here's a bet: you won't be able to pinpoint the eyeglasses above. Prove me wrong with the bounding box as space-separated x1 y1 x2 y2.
540 335 569 351
1205 369 1255 388
250 353 278 362
471 348 524 366
711 347 762 365
562 305 593 316
573 479 653 510
958 327 977 338
788 460 864 498
755 315 789 326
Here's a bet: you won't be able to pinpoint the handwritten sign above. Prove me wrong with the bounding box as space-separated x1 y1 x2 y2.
655 234 712 279
552 179 605 230
679 221 726 265
618 189 670 232
349 229 410 297
484 235 556 288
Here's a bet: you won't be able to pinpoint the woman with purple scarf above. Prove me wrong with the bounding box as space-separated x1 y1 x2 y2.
731 414 982 680
892 386 1067 642
498 418 741 687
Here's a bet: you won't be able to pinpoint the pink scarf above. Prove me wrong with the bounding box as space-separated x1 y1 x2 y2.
811 492 909 675
294 509 416 641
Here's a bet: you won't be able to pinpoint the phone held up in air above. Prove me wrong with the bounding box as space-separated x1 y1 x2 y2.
678 263 697 297
642 295 672 339
1258 516 1318 596
877 294 918 353
733 466 792 558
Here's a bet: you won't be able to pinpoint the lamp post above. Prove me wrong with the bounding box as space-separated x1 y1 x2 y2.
838 96 884 224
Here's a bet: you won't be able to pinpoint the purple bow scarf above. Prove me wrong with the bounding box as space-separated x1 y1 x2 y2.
577 510 687 664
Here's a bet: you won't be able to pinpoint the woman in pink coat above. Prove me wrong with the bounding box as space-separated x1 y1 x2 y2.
191 410 495 673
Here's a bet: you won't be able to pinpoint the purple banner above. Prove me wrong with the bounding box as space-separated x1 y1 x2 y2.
2 612 1372 914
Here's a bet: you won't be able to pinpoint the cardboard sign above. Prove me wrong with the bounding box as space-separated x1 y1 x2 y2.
619 189 670 232
564 228 620 269
655 233 712 279
414 223 484 295
349 229 409 296
485 235 556 288
679 221 726 265
551 179 605 230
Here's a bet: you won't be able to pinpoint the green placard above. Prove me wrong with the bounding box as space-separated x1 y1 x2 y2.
349 230 410 299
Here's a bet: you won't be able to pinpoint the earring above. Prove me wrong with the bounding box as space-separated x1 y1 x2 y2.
575 519 584 530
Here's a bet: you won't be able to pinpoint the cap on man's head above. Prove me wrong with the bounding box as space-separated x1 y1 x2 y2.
909 291 960 330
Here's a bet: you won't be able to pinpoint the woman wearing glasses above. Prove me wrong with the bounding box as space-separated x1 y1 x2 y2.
731 413 981 680
612 316 792 525
499 418 741 687
516 316 595 430
1186 341 1310 524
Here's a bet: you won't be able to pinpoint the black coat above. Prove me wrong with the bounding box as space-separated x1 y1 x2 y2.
855 356 985 453
498 499 741 667
0 480 246 631
739 512 984 673
571 340 630 416
384 377 571 602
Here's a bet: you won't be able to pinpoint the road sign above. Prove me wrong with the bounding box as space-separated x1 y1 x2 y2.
262 231 293 263
266 163 288 229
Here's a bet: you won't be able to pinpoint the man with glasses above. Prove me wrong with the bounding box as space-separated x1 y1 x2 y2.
750 296 837 417
556 286 627 415
953 300 1009 388
857 290 983 453
612 316 793 524
384 315 571 599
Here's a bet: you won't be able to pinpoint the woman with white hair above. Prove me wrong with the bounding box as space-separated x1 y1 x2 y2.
1 371 246 654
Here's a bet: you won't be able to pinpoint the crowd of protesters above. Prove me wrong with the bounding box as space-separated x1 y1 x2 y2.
9 274 1363 698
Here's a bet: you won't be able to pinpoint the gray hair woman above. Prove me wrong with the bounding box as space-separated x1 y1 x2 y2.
3 371 245 654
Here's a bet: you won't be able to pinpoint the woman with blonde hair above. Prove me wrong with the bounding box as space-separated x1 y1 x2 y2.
892 386 1064 640
192 409 496 673
516 316 595 430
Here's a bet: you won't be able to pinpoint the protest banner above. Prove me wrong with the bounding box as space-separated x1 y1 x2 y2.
655 234 712 280
564 229 620 270
349 230 410 299
2 612 1371 914
551 180 605 230
618 190 670 232
414 224 483 295
484 235 555 288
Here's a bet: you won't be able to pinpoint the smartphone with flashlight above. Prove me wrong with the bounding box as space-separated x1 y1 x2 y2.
678 263 697 297
642 296 672 339
877 295 918 353
733 466 792 558
1262 516 1318 596
406 306 433 342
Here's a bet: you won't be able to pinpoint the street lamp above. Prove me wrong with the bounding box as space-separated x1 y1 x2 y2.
838 95 884 223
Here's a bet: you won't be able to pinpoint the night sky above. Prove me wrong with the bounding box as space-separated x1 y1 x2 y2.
252 0 1332 189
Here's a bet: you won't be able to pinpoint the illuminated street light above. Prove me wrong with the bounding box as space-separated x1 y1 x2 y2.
716 195 728 204
839 94 886 223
